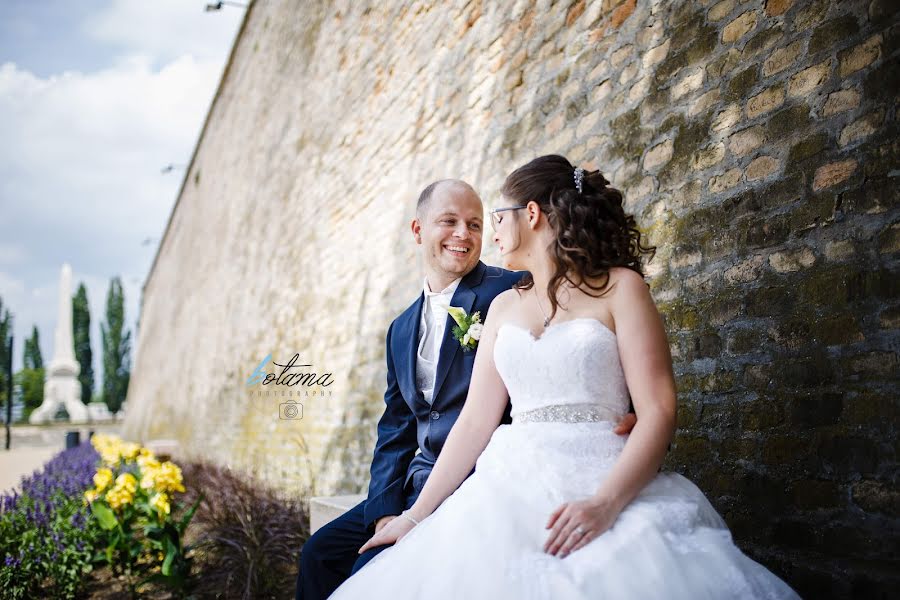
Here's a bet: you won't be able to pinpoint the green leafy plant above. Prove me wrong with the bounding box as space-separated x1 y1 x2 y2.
84 434 202 598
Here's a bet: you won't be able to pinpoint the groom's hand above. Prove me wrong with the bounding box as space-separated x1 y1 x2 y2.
613 412 637 435
374 515 397 533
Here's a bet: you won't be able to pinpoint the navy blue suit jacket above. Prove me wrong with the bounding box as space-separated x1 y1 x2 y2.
362 261 525 532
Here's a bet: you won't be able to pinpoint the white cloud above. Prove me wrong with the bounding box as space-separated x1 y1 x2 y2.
0 243 27 266
0 271 26 298
0 54 223 310
83 0 244 65
0 0 242 377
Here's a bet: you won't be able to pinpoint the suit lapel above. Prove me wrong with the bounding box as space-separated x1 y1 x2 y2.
399 293 425 407
431 262 485 408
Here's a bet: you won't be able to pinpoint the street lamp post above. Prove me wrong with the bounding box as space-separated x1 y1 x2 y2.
205 1 248 11
5 334 13 450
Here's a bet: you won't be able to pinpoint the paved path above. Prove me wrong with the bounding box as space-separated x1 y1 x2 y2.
0 423 122 496
0 446 60 494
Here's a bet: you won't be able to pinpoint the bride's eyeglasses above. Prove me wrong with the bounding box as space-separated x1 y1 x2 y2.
489 206 527 231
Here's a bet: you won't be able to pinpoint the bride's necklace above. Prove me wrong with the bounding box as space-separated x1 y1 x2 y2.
535 287 552 327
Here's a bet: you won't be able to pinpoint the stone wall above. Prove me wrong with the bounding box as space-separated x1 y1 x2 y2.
125 0 899 596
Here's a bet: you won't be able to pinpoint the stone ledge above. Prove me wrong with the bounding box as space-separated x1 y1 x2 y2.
5 423 122 449
143 438 180 461
309 494 366 534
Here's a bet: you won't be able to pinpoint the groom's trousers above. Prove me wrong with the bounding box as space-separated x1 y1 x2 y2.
295 469 428 600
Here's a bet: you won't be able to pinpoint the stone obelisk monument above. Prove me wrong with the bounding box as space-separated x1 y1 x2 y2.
29 263 89 423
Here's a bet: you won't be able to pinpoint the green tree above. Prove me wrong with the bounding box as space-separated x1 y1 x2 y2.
101 277 131 414
0 296 12 411
73 283 94 405
17 325 44 417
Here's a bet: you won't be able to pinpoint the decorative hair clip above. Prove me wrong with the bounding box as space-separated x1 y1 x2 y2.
573 167 585 194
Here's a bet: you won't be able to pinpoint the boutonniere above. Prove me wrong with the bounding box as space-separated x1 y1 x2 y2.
446 306 483 352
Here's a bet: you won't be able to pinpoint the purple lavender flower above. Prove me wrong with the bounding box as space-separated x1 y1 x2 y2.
1 441 99 524
1 441 106 596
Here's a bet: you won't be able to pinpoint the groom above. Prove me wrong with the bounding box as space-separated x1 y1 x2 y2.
295 179 634 599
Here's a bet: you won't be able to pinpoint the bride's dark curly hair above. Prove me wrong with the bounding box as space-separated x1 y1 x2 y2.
500 154 656 321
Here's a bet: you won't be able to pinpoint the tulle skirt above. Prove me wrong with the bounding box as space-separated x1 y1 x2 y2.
330 422 800 600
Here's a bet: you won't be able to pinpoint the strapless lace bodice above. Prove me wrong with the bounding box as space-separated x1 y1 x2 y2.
494 318 630 423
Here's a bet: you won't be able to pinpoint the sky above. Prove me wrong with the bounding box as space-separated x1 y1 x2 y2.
0 0 244 393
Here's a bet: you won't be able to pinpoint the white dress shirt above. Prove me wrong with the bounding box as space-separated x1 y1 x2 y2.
415 276 462 405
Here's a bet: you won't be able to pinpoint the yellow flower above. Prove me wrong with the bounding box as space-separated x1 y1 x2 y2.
106 486 134 509
115 472 137 491
137 447 156 462
99 447 121 466
106 472 138 510
150 492 171 517
93 468 114 491
140 471 155 490
89 433 110 449
91 433 124 466
138 454 162 490
91 434 161 470
153 461 186 494
91 434 145 465
83 488 99 504
120 442 141 460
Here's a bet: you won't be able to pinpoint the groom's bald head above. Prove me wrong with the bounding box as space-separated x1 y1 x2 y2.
416 179 481 219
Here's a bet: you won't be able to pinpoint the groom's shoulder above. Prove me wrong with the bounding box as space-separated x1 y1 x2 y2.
481 265 528 293
393 298 420 325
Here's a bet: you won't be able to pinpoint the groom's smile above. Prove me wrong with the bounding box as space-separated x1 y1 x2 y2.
443 244 471 258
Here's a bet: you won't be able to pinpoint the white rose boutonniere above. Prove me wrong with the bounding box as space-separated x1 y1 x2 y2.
446 306 483 352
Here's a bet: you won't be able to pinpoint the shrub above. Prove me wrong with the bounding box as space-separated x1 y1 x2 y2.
179 461 310 600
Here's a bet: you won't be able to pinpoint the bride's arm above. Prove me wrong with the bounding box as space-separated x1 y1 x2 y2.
591 268 677 512
405 291 514 522
547 268 678 557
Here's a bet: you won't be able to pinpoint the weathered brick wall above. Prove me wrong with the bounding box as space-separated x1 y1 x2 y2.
125 0 899 596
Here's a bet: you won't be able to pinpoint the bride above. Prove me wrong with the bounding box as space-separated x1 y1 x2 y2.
329 155 800 599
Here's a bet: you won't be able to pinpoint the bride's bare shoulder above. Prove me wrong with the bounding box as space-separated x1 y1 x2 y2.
603 268 656 322
488 287 523 320
578 267 645 296
491 287 520 308
584 268 651 314
605 267 649 291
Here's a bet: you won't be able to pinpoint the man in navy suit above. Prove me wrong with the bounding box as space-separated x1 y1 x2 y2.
295 179 633 599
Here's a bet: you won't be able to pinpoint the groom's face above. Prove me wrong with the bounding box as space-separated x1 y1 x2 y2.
412 183 484 282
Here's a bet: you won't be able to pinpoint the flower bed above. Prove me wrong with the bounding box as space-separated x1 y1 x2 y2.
0 441 100 599
1 435 200 599
1 435 312 600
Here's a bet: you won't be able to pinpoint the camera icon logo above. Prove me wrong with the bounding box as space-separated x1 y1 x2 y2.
279 400 303 420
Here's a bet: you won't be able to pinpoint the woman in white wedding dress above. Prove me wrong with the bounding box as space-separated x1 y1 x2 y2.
330 155 800 599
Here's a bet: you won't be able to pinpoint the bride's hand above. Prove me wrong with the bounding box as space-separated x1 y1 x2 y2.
543 496 619 558
358 514 416 554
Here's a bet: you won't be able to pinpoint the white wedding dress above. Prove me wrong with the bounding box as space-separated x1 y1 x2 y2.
330 318 800 599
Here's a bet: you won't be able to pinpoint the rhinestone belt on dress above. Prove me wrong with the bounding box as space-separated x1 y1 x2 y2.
514 402 621 424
